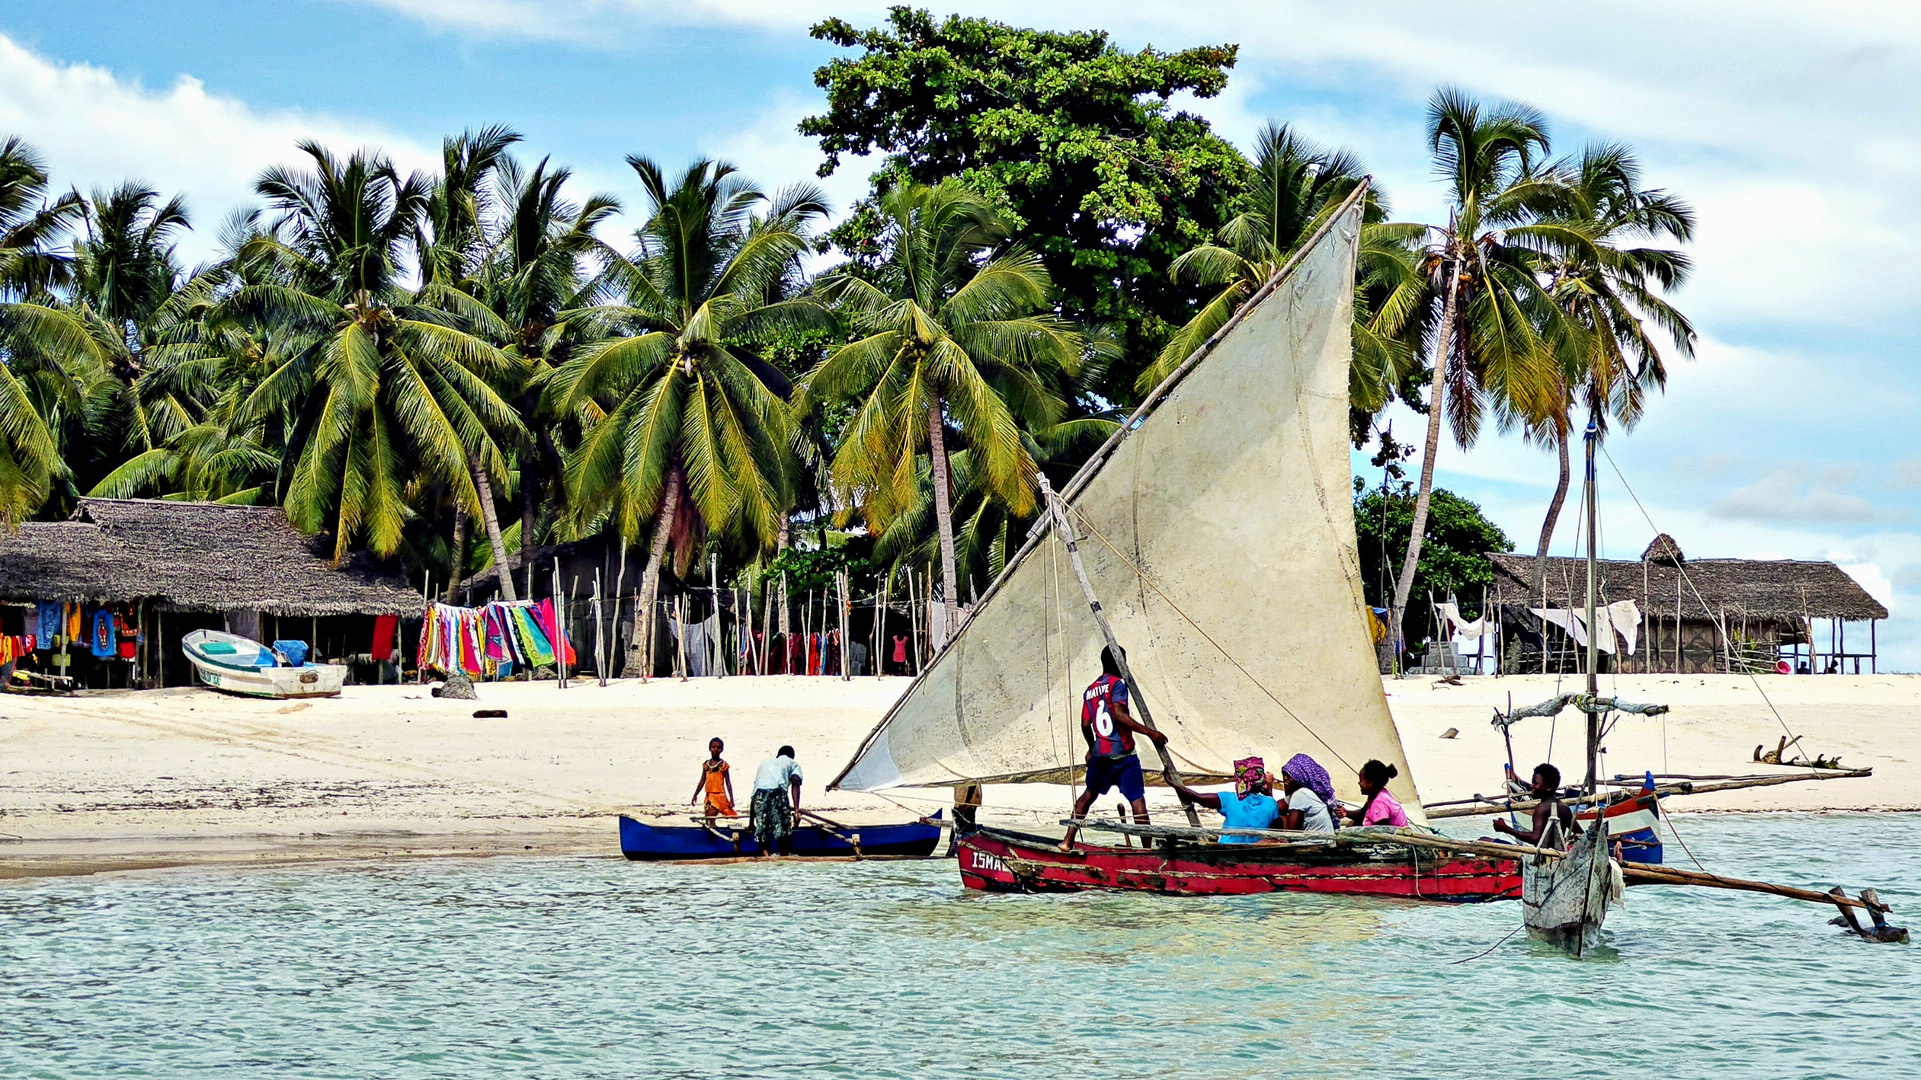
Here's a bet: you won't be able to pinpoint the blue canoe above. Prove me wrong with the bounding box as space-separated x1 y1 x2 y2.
618 811 944 861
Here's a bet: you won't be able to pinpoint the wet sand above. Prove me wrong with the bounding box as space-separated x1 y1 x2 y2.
3 673 1914 877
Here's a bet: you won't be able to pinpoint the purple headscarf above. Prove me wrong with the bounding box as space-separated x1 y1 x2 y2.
1281 753 1342 824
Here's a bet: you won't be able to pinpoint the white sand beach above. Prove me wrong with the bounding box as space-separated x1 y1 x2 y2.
2 673 1915 877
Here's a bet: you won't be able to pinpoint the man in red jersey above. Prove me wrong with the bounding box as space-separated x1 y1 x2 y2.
1057 646 1166 851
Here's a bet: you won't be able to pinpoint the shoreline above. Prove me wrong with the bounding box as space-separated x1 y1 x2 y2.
3 674 1916 879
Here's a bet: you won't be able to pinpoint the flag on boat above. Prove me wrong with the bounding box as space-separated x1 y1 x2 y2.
830 189 1423 821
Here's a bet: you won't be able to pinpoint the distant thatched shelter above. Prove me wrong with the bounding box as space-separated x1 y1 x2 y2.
0 498 421 688
1487 535 1888 674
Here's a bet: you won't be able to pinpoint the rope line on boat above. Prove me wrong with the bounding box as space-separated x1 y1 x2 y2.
1066 506 1355 773
1601 445 1799 744
1451 923 1526 964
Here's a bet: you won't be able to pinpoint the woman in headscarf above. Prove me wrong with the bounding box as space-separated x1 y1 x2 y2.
1169 757 1280 844
1278 753 1339 833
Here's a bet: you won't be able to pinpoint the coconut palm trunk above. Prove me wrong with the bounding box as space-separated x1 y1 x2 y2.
1531 419 1572 604
1389 251 1462 646
927 399 961 630
633 468 683 679
445 507 470 601
471 462 518 602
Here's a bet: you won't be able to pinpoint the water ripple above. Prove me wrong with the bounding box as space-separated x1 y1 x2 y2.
2 814 1917 1078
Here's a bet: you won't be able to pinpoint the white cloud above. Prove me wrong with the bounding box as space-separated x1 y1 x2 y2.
696 92 870 218
0 33 436 264
1709 467 1900 526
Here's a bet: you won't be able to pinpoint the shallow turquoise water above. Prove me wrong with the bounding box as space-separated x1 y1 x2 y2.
4 814 1918 1079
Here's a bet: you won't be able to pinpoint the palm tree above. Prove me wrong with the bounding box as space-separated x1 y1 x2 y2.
1520 144 1695 601
1387 89 1572 645
547 157 826 675
479 154 620 582
416 128 529 599
227 141 525 565
0 137 88 523
1140 123 1424 414
799 180 1083 629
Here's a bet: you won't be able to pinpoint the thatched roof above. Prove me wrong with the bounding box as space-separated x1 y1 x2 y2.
1488 548 1888 622
0 498 422 616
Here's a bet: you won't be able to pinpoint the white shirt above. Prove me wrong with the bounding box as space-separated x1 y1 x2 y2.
754 755 803 793
1286 787 1334 833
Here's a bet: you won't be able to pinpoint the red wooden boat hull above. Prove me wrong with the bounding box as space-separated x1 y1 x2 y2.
958 827 1522 902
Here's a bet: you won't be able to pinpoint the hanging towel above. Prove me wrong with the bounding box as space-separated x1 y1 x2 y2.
372 614 398 661
91 609 116 658
66 603 81 640
116 613 138 659
36 602 59 649
535 598 577 667
511 606 555 666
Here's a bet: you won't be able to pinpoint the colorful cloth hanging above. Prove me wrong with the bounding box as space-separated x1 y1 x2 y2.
91 609 116 658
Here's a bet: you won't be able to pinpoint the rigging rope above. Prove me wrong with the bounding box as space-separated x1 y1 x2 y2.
1066 506 1355 773
1599 445 1800 745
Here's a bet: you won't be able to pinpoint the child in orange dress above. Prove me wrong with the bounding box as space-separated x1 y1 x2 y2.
689 738 736 826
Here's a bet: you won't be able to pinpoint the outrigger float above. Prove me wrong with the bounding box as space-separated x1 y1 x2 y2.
828 183 1905 951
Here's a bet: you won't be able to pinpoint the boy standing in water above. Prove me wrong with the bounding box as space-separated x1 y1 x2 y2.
689 738 736 827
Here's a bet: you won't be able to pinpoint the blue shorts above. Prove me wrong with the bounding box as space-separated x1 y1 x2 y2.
1085 755 1146 803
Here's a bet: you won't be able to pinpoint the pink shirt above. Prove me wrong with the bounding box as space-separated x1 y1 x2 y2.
1361 788 1410 827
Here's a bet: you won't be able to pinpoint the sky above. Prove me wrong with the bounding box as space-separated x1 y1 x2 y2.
1 0 1916 668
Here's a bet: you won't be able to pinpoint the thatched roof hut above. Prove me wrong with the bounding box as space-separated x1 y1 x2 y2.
0 498 420 616
1485 536 1887 674
1487 540 1888 623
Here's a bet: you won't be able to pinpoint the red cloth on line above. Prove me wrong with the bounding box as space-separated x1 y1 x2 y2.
535 598 577 666
372 614 398 660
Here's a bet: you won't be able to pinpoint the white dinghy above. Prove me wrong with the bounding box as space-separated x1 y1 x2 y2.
181 629 346 699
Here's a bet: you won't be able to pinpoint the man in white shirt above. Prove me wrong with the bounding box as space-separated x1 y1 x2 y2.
750 746 803 856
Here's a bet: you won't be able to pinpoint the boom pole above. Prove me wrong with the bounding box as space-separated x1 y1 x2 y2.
1039 475 1201 827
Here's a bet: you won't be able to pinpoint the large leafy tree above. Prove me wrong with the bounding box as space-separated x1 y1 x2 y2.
801 8 1245 402
228 142 525 564
1142 122 1426 420
1388 89 1570 644
547 157 825 674
798 179 1083 628
1356 483 1513 640
1519 144 1695 601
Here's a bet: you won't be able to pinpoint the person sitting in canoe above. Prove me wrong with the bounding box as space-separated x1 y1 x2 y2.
1341 759 1411 828
1278 754 1339 833
1057 646 1168 851
749 746 803 857
689 738 736 827
1491 762 1576 847
1169 756 1280 843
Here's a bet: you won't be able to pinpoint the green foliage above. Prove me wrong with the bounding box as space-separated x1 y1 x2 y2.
764 542 865 593
1354 482 1513 638
802 8 1247 402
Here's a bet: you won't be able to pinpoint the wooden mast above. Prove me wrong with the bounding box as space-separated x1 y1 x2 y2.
1583 412 1601 795
1039 474 1201 827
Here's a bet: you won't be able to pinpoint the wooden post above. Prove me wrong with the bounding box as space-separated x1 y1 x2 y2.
1039 475 1200 827
839 570 852 681
761 579 773 675
876 568 890 679
906 568 921 674
1872 620 1878 674
708 553 724 679
553 558 568 690
594 569 607 687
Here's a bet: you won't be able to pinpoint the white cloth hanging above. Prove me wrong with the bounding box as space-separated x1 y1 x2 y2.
928 600 949 652
1436 601 1494 639
1532 600 1642 656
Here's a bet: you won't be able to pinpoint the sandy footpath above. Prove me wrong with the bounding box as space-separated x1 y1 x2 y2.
2 673 1915 877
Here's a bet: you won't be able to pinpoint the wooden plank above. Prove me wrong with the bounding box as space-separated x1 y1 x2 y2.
1624 864 1892 913
1064 818 1553 861
1425 769 1872 820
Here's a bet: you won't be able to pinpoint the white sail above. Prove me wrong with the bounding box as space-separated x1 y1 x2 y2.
832 190 1424 820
